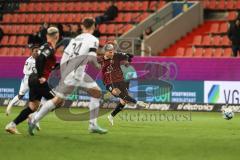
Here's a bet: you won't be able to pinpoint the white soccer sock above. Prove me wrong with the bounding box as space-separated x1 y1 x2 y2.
33 100 56 124
89 97 100 128
8 95 20 107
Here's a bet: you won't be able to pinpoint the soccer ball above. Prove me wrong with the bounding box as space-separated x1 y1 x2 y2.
222 108 234 120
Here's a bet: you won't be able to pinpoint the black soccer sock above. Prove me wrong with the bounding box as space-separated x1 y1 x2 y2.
111 103 125 117
13 107 34 125
119 92 137 104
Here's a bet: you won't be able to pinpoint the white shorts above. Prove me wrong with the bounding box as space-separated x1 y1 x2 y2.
19 77 29 95
55 71 99 99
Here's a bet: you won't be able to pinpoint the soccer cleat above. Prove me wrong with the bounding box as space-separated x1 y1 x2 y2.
5 122 21 135
35 122 41 131
28 121 36 136
136 101 148 109
108 115 114 126
27 117 37 136
89 125 108 134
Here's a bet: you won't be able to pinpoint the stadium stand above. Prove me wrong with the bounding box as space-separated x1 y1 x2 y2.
0 0 166 57
161 0 240 57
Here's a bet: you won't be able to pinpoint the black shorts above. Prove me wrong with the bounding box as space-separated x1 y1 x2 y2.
28 73 55 101
106 81 128 98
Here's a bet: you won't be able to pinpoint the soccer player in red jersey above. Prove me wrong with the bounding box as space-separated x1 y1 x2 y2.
98 42 148 126
5 27 59 134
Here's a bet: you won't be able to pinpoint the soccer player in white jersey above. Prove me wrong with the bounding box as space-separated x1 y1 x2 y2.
28 18 107 135
6 45 39 115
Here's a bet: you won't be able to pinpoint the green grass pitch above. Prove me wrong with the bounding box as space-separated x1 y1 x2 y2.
0 106 240 160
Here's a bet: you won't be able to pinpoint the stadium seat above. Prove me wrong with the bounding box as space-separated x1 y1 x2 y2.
226 0 235 10
159 1 166 9
237 0 240 9
107 24 116 34
194 48 203 57
221 36 230 46
149 1 158 10
185 48 194 57
202 35 212 46
209 23 219 34
0 47 9 56
227 11 237 21
1 36 9 45
214 48 223 57
223 48 232 57
217 0 225 10
212 36 221 46
176 47 185 57
139 1 148 11
207 0 217 9
203 48 213 57
219 23 228 34
8 36 17 45
19 3 27 12
99 24 107 33
192 35 202 46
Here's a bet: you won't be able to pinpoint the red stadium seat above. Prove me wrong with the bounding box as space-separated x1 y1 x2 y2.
99 24 107 33
149 1 158 10
9 36 17 45
176 47 185 57
207 0 217 9
58 2 66 11
159 1 166 9
203 48 213 57
107 24 116 34
217 0 225 10
202 35 212 46
212 36 221 46
219 23 228 34
19 3 27 12
27 3 35 12
226 0 235 10
194 48 203 57
237 0 240 9
35 3 43 12
3 14 11 22
223 48 232 57
51 2 59 11
214 48 223 57
192 35 202 46
209 23 219 34
227 12 237 21
185 48 194 57
1 36 9 45
0 47 9 56
139 1 148 11
124 13 132 22
221 36 231 46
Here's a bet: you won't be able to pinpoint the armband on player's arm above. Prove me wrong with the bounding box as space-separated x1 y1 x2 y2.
36 54 47 78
